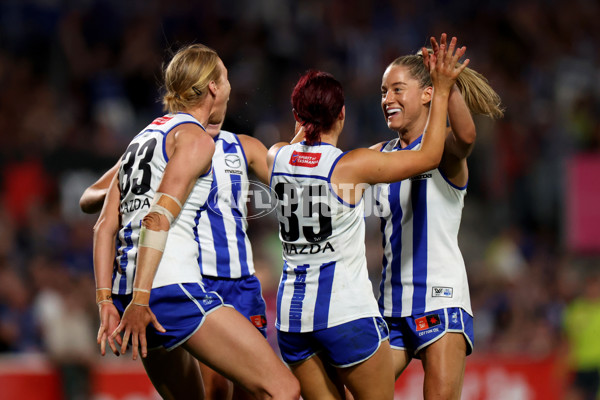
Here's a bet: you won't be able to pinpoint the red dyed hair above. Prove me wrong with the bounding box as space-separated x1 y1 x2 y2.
291 70 344 145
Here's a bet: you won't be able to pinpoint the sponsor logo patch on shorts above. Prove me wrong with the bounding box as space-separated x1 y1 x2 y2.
289 151 321 167
415 314 441 331
432 287 453 298
250 315 267 329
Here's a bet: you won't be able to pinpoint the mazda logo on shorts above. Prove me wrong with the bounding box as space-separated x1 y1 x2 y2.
224 154 241 168
207 180 278 220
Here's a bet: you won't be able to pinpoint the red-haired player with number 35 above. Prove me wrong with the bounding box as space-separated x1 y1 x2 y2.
267 35 469 400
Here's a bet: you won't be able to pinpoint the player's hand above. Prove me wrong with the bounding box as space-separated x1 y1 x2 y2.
427 34 469 93
110 303 165 360
429 34 442 58
423 32 447 68
97 302 122 356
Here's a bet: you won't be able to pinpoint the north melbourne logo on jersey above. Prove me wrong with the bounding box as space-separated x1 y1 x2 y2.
415 314 441 331
289 151 321 167
432 287 453 298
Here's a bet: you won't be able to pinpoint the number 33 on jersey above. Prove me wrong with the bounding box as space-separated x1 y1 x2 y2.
114 113 213 294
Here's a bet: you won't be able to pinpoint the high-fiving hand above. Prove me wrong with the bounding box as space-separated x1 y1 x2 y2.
422 33 470 94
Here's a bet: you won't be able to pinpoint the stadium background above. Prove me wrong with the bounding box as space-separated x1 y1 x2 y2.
0 0 599 399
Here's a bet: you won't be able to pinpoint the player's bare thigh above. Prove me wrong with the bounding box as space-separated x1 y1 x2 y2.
183 306 300 399
420 333 467 400
291 354 346 400
390 347 412 379
142 346 205 400
337 340 395 400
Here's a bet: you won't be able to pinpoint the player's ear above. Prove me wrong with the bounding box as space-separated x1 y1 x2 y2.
422 86 433 105
292 108 303 124
208 81 218 97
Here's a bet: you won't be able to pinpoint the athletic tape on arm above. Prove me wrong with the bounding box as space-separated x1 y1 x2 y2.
138 192 183 251
148 192 183 225
139 226 168 252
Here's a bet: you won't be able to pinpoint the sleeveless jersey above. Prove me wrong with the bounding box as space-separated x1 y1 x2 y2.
112 113 212 294
376 136 472 317
196 130 255 278
271 142 380 333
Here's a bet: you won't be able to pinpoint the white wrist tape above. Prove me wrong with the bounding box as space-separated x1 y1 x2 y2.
139 225 168 252
148 192 183 225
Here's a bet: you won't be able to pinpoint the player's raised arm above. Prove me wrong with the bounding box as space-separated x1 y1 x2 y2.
238 134 269 185
335 36 469 187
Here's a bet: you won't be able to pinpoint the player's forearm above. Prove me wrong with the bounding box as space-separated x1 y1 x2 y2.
130 218 170 306
131 191 182 301
290 123 305 144
131 246 164 291
81 187 108 214
80 161 120 214
447 85 476 158
420 88 451 166
93 221 118 290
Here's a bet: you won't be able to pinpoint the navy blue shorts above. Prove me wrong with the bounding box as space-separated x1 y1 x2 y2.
113 282 227 351
201 275 267 338
385 307 474 357
277 316 389 368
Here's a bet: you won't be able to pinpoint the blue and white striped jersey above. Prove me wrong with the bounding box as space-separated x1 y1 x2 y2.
113 113 212 294
196 130 255 278
376 136 472 317
271 142 380 333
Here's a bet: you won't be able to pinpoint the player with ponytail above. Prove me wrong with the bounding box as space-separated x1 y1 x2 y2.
373 34 504 399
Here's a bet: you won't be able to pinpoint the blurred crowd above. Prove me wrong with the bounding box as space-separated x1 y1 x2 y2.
1 0 600 390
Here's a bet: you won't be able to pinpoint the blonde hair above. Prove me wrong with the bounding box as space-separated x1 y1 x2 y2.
455 67 504 119
162 44 221 113
389 50 504 119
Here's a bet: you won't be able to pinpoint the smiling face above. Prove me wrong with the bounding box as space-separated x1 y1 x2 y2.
208 58 231 125
381 64 432 138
